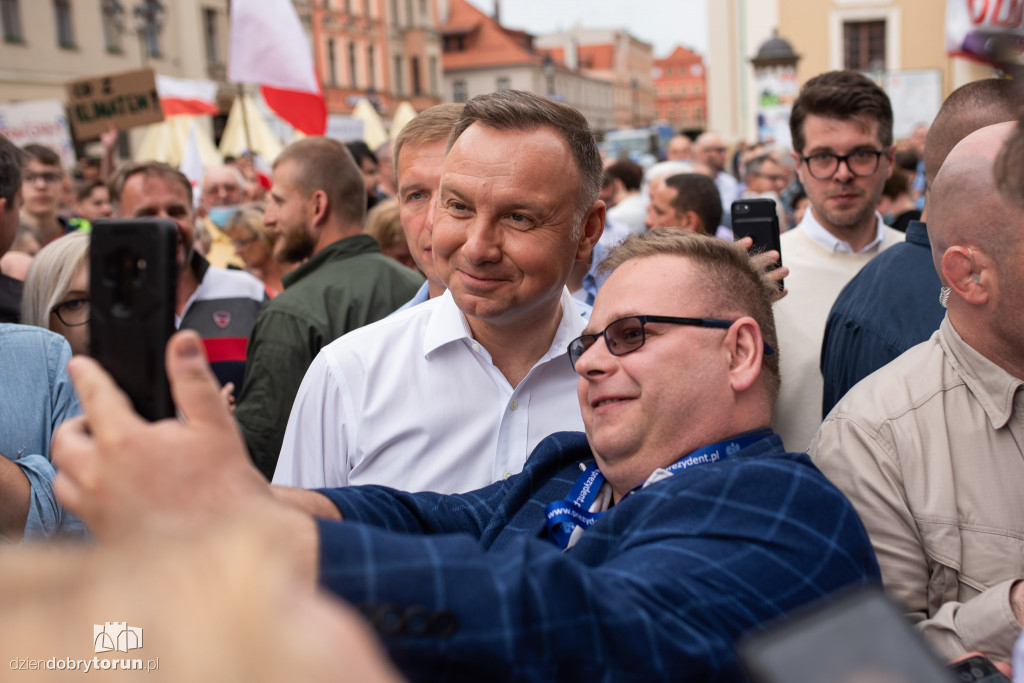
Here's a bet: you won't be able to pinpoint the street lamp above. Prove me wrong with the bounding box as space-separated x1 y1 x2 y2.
542 54 555 98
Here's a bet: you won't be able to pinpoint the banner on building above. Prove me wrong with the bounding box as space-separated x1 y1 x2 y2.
0 99 76 168
65 68 165 141
946 0 1024 67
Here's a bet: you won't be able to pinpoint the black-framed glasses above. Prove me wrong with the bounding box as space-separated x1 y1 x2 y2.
568 314 775 370
52 298 90 327
800 150 887 180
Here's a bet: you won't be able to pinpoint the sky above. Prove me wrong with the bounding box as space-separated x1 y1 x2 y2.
463 0 709 59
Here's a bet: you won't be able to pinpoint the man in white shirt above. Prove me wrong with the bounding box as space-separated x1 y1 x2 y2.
772 70 904 451
273 90 604 492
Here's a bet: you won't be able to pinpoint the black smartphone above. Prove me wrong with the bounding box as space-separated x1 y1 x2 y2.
90 219 177 421
950 655 1011 682
739 586 959 683
731 197 783 291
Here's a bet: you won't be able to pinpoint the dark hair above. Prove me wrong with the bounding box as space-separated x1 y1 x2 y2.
0 135 24 206
744 153 774 180
109 161 193 207
605 159 644 192
663 173 722 236
345 141 377 169
789 71 894 154
76 178 107 203
275 137 366 227
21 143 61 168
601 229 781 405
882 168 911 200
447 90 601 235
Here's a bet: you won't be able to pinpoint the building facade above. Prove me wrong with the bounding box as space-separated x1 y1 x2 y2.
305 0 442 117
653 46 707 134
707 0 994 144
0 0 230 104
535 28 655 129
439 0 613 132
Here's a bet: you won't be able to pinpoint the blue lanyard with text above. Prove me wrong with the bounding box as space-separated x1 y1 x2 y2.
544 430 772 549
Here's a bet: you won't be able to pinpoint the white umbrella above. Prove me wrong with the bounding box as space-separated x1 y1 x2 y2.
351 98 389 150
219 94 284 162
389 101 419 141
134 115 222 167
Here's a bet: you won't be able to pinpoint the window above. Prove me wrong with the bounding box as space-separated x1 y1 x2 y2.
429 56 438 95
394 55 404 95
327 38 338 86
418 0 427 26
54 0 75 48
410 56 421 95
496 76 510 91
390 0 398 25
139 0 163 59
348 41 358 88
367 44 375 90
1 0 21 42
844 20 886 71
203 9 219 66
405 0 412 27
101 0 122 52
364 0 371 17
453 80 467 103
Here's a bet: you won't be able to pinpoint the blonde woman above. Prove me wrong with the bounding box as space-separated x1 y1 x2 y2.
225 203 298 296
22 232 90 356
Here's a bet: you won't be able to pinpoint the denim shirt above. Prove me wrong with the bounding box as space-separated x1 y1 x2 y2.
0 324 84 540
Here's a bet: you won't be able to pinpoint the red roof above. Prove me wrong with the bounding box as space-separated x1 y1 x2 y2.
578 44 614 70
442 0 544 70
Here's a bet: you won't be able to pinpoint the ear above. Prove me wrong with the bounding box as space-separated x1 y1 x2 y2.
723 316 763 393
884 145 895 180
310 189 329 226
941 246 988 306
678 210 703 235
574 200 605 262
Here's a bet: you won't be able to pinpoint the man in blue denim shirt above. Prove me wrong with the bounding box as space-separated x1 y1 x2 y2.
0 134 83 540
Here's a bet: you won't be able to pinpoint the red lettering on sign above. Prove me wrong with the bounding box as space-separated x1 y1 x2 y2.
991 0 1023 26
968 0 990 23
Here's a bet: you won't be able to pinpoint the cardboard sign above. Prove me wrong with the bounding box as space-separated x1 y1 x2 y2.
65 68 164 140
0 99 76 168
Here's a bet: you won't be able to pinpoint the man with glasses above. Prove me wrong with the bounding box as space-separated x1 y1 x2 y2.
772 70 904 451
20 144 70 245
52 229 880 681
695 131 739 215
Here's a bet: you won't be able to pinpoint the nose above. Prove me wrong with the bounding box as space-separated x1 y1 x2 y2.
572 333 615 377
263 204 277 226
461 219 502 264
833 157 855 182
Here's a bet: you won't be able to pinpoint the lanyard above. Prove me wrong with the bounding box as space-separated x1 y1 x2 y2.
544 430 772 549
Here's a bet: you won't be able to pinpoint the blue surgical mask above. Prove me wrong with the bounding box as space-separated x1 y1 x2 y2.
208 205 240 229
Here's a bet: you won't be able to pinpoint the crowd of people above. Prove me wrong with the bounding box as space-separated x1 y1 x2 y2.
0 68 1021 681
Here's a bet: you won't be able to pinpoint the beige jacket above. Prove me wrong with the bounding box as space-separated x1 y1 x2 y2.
809 316 1024 661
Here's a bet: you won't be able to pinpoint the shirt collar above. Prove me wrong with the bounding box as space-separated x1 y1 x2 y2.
939 316 1024 430
423 287 587 360
799 208 887 254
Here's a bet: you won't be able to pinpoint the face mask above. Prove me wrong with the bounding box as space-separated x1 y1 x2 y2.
208 205 240 229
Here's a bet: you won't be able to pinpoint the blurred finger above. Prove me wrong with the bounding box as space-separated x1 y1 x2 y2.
166 331 237 431
66 356 143 439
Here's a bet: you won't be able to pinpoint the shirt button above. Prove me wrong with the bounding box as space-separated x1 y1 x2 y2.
503 472 512 479
510 400 518 410
471 343 480 352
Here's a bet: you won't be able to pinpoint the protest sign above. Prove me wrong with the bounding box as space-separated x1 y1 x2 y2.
0 99 76 168
65 68 164 140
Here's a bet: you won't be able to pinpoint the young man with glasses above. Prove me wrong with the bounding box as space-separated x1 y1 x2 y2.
771 70 905 452
20 144 70 245
52 229 880 681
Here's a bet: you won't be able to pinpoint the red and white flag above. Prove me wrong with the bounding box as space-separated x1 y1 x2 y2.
227 0 327 136
156 75 220 117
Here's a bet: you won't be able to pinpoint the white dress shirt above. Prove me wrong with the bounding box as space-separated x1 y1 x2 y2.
273 288 587 493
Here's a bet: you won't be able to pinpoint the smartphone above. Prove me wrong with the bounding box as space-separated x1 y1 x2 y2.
90 219 177 421
739 586 959 683
731 197 783 291
950 655 1011 682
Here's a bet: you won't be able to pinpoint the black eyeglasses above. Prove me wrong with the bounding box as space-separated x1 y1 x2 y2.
52 298 90 327
800 150 887 180
568 314 775 370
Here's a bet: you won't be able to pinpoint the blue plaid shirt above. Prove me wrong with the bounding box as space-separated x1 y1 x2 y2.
317 431 880 682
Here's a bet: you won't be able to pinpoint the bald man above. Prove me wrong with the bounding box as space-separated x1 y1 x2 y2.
694 132 738 214
820 79 1018 415
810 122 1024 666
665 134 693 161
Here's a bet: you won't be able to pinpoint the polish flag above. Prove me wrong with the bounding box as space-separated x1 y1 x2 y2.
156 75 220 117
227 0 327 136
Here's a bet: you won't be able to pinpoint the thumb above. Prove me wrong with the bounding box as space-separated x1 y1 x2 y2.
166 331 234 429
